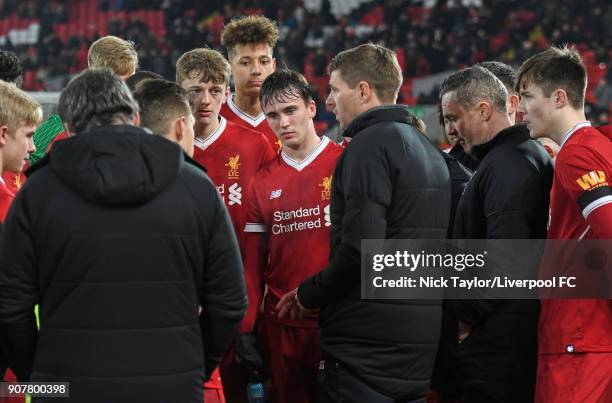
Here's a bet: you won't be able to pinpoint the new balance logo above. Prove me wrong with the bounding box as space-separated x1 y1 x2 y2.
270 189 282 199
229 183 242 206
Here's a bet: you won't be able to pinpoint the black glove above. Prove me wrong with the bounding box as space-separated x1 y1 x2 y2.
233 333 268 382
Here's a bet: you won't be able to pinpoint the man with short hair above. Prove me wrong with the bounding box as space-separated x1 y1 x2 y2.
133 79 195 156
243 70 342 403
0 80 40 403
433 66 553 402
0 50 24 88
0 81 40 220
516 45 612 403
176 47 274 402
278 44 451 403
88 35 138 79
220 15 281 152
0 68 247 403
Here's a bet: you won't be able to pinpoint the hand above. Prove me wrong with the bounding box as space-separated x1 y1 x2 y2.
276 288 309 320
458 320 472 343
234 333 267 382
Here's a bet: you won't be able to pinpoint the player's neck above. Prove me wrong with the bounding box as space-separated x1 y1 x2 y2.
233 91 262 118
554 109 588 144
195 117 221 142
283 131 322 162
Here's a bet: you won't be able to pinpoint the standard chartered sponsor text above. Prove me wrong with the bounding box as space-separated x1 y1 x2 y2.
272 205 330 234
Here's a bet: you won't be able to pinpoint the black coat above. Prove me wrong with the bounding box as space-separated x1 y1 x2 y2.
433 124 554 402
0 125 247 403
298 105 451 400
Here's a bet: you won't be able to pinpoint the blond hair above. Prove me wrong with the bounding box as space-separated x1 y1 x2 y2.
176 48 231 86
0 80 42 132
221 15 279 58
88 35 138 76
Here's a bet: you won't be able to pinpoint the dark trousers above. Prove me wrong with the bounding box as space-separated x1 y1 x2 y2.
317 357 426 403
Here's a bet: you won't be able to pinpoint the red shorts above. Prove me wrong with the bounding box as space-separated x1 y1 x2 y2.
260 314 320 403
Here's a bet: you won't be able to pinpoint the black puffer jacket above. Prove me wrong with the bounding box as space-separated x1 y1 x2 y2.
433 124 553 402
0 125 247 403
298 106 451 399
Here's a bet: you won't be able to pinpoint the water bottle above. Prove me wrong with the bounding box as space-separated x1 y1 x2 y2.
246 382 265 403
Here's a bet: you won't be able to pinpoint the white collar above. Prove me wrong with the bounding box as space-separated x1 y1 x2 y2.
194 117 227 151
227 95 266 127
281 136 329 171
560 121 591 149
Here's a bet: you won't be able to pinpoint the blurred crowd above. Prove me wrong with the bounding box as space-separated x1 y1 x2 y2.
1 0 611 126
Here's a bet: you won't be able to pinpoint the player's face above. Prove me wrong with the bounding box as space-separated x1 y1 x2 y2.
518 82 556 139
441 93 482 154
327 71 363 130
230 43 276 97
263 95 316 149
181 77 227 131
1 124 36 174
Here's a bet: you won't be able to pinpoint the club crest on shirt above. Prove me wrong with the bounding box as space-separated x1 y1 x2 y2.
575 170 607 191
225 155 241 179
319 176 332 200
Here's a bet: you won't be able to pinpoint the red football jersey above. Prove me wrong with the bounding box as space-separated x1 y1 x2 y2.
0 178 15 222
242 137 342 331
192 117 275 253
220 95 282 152
539 122 612 355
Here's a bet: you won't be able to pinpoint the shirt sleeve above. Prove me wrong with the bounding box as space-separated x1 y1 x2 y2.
241 178 267 332
557 143 612 238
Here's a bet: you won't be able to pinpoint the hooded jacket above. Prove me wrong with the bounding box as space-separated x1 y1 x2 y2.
298 105 451 399
0 125 247 403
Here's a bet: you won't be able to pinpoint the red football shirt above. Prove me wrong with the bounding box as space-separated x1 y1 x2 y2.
540 122 612 354
242 137 342 331
192 117 275 253
220 95 281 152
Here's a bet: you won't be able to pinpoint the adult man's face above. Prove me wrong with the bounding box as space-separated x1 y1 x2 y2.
181 77 227 132
1 123 36 173
229 43 276 98
441 92 483 154
326 70 363 130
263 94 316 150
518 82 557 139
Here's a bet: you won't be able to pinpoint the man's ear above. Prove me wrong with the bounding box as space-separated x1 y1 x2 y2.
357 81 373 103
0 125 8 147
174 115 186 142
133 111 140 127
477 101 493 121
552 89 569 108
508 94 519 115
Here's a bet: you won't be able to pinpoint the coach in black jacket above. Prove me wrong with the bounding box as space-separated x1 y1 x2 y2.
278 44 451 402
0 69 247 403
434 67 553 402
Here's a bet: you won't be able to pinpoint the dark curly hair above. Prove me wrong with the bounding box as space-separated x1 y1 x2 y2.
221 15 279 58
0 50 24 88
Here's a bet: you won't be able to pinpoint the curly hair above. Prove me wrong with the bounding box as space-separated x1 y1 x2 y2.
0 50 24 88
221 15 279 58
